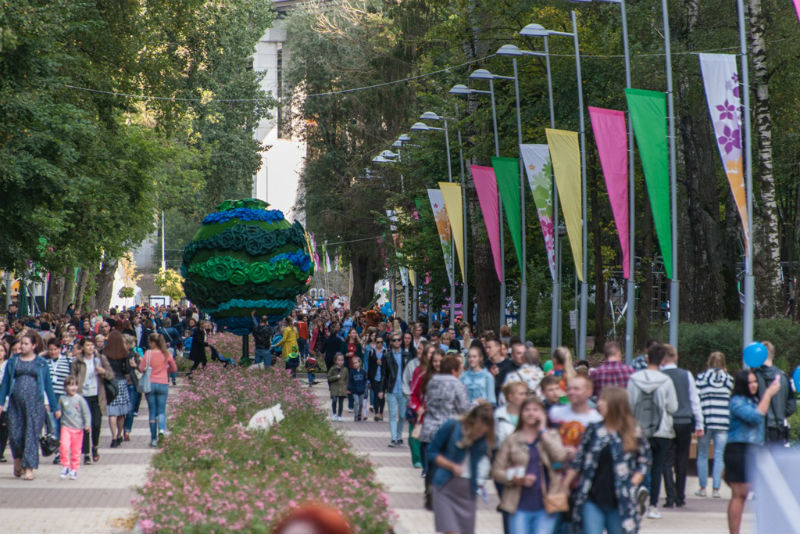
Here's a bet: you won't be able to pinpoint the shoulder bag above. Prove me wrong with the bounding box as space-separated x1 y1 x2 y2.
40 412 60 457
540 444 569 513
137 351 152 394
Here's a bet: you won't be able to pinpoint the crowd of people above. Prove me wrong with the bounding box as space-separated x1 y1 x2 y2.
1 296 795 534
294 300 796 534
0 305 199 480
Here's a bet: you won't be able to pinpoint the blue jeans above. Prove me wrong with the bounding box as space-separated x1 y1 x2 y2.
52 395 64 438
386 391 407 442
124 384 140 433
509 509 558 534
581 500 622 534
697 429 727 490
254 348 272 367
145 383 169 441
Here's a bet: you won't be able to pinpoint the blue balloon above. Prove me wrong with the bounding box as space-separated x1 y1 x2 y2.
793 367 800 393
743 341 768 368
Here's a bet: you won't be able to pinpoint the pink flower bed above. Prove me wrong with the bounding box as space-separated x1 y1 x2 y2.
134 366 393 533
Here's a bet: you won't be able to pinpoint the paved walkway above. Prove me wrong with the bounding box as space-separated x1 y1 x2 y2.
0 396 159 533
311 382 752 534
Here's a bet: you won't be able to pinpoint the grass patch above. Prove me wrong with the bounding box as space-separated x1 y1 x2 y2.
135 366 393 533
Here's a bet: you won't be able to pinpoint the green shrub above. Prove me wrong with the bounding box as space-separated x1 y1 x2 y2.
652 318 800 374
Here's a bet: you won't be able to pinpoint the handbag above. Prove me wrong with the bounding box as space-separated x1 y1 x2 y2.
104 377 119 404
405 405 418 425
40 412 60 457
137 351 152 394
541 462 569 514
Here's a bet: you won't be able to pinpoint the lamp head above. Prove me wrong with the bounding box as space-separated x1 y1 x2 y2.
410 122 430 132
420 111 441 121
469 68 495 80
520 23 549 37
380 150 398 158
449 84 471 96
497 44 523 56
392 140 403 148
398 133 411 142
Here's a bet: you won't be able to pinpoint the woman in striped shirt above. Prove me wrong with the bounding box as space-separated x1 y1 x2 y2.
694 351 734 498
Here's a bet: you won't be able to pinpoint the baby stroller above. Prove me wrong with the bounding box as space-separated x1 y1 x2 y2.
210 345 235 367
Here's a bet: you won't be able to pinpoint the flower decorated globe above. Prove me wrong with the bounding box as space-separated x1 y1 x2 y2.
181 199 313 335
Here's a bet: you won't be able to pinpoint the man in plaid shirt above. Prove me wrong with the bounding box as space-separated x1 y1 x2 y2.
590 341 634 398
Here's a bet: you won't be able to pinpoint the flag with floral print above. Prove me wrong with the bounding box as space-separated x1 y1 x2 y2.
699 53 749 248
427 188 454 286
520 144 556 280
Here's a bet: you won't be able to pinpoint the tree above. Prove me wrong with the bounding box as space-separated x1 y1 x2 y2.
154 268 185 302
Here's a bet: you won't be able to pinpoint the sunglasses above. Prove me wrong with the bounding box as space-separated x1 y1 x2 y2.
391 339 401 342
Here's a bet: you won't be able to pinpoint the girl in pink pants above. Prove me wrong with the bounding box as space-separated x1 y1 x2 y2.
57 377 91 480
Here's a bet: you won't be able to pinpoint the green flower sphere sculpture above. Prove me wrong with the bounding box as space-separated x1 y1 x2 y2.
181 199 313 334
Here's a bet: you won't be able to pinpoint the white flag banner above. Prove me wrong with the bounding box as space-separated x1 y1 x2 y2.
699 53 749 247
520 144 556 280
427 188 454 287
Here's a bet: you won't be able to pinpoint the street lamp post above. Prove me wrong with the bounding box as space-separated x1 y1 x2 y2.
372 150 411 323
490 52 528 343
661 0 680 349
451 76 506 331
411 119 457 325
568 0 635 363
501 41 561 352
735 0 754 349
522 12 589 359
421 110 470 327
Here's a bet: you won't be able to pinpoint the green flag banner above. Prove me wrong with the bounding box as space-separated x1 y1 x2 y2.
491 156 523 272
625 88 673 279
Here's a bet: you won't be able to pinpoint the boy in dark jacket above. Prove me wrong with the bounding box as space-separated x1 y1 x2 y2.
348 356 367 422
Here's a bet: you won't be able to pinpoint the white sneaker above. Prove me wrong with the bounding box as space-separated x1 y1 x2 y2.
69 470 78 480
694 488 707 497
647 506 662 519
712 489 722 499
60 467 69 479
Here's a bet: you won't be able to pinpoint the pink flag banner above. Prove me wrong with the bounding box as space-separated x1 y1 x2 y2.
795 0 800 23
471 165 503 282
699 53 749 248
588 106 630 279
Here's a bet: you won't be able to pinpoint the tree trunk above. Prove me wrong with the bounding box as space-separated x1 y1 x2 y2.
46 270 67 314
62 268 76 313
94 259 118 312
748 0 783 317
349 245 379 310
74 267 91 311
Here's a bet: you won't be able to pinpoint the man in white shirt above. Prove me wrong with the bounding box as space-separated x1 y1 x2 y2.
548 375 603 454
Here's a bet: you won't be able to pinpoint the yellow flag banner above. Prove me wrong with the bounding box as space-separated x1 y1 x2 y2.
545 128 583 282
438 182 465 282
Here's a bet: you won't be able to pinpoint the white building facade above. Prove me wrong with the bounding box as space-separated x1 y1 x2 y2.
252 8 306 222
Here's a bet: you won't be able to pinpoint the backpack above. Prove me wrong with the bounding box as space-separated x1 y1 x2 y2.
634 377 662 438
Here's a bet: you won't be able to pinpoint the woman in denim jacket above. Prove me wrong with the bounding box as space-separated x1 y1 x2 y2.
428 403 495 534
724 369 780 534
0 332 59 480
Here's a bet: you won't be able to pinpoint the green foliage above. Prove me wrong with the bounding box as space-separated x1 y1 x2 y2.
0 0 275 280
118 287 135 299
652 319 800 374
181 200 312 329
154 268 185 302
